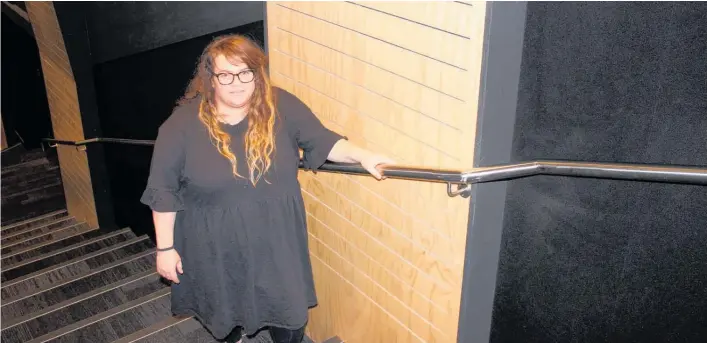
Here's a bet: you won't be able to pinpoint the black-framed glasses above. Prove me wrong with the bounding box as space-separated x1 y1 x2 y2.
213 69 255 85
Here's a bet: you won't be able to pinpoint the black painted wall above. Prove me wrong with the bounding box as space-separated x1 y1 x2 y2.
84 1 264 63
53 3 118 230
92 21 265 239
1 12 52 149
1 2 32 36
492 2 707 343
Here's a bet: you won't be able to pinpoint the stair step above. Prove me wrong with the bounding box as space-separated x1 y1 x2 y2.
2 231 143 283
1 228 135 278
116 316 217 343
19 150 49 163
1 251 157 322
1 157 50 176
1 158 57 175
1 216 76 243
1 234 149 298
0 210 67 232
1 272 168 342
2 183 65 207
1 171 61 195
1 217 77 246
1 222 89 256
1 195 67 226
1 180 63 204
1 163 58 183
122 318 315 343
1 227 105 269
26 287 172 343
1 165 60 187
0 148 48 167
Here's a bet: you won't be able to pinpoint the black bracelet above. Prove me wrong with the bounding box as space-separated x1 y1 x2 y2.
156 246 175 252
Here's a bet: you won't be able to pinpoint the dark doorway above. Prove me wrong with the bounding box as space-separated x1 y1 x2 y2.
1 12 53 149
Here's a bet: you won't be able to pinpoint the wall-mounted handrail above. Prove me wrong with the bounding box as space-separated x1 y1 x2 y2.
44 137 156 147
42 137 707 198
462 161 707 185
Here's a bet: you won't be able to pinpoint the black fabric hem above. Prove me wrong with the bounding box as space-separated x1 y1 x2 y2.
302 135 347 171
172 306 312 339
140 187 184 212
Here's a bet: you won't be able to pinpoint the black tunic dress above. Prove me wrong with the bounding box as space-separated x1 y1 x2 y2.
140 88 344 339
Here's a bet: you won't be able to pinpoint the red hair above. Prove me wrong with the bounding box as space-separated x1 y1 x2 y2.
182 35 276 185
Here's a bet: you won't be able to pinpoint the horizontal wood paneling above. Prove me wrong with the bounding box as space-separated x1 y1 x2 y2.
349 2 477 38
267 2 487 342
269 4 471 102
278 2 474 70
1 117 7 150
271 28 468 127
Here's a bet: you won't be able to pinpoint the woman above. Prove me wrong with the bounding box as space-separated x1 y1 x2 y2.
140 34 393 343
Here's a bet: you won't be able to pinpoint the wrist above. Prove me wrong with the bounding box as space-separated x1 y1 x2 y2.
156 246 175 252
353 147 372 163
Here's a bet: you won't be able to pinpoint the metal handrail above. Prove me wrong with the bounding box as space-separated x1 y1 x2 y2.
42 137 707 198
44 137 156 147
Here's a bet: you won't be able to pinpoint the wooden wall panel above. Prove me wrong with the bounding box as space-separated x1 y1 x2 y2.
26 2 98 228
267 2 487 342
1 116 7 150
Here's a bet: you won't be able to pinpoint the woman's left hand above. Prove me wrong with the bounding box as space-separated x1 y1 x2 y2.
360 153 396 180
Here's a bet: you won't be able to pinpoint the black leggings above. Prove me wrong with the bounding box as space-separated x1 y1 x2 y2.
224 325 305 343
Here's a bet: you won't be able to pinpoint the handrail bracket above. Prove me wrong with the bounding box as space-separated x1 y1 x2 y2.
447 182 472 198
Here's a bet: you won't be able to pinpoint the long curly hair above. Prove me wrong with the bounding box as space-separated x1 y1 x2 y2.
180 34 277 186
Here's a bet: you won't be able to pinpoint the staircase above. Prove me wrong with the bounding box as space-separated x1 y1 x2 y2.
1 147 309 343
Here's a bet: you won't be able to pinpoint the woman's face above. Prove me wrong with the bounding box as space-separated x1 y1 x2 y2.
211 54 256 109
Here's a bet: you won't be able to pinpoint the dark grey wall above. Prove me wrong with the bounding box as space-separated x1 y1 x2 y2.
457 3 527 343
492 2 707 343
84 1 264 63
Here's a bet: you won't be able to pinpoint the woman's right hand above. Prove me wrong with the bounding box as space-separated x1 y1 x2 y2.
156 249 183 283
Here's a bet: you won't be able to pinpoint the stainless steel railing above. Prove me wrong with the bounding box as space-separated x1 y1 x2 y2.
44 137 156 147
42 137 707 198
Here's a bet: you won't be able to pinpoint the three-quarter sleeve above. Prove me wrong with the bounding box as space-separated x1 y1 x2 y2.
140 113 187 212
280 90 346 170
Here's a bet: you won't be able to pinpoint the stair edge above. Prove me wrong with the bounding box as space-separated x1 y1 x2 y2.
113 314 192 343
0 223 94 258
1 235 150 288
3 270 160 329
1 216 77 242
24 287 172 343
1 249 156 306
1 227 134 271
0 209 67 231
